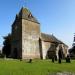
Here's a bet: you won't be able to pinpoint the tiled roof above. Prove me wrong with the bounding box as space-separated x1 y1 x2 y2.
41 33 68 47
17 7 40 24
41 33 60 43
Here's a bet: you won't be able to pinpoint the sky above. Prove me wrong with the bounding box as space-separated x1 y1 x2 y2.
0 0 75 48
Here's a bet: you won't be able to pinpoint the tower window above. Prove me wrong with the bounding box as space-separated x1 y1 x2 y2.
28 13 33 18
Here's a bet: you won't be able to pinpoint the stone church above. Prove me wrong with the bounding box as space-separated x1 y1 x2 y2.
11 7 68 59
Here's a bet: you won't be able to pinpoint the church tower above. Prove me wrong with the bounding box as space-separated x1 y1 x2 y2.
11 7 41 59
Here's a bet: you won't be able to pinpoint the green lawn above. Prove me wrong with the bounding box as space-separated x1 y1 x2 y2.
0 59 75 75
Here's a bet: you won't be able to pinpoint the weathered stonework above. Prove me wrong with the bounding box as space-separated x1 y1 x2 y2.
11 18 22 59
22 19 40 59
11 7 68 59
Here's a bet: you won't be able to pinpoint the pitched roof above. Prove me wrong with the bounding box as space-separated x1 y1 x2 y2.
41 33 68 47
41 33 60 43
17 7 40 24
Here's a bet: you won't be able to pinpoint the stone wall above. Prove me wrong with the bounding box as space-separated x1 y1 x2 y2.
41 41 68 59
11 18 22 59
41 41 54 59
22 19 41 59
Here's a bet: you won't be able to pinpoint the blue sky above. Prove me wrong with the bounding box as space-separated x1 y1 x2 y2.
0 0 75 48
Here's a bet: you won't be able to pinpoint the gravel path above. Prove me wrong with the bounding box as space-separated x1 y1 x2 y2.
48 72 75 75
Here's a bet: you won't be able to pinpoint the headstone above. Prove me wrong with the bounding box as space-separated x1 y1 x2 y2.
28 59 32 63
55 55 57 61
66 55 71 63
52 56 55 63
58 58 61 64
58 46 63 64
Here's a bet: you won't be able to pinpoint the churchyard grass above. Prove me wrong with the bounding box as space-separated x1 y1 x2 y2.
0 59 75 75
